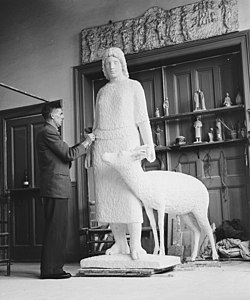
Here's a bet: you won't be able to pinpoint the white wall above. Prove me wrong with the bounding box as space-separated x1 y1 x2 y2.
0 0 249 179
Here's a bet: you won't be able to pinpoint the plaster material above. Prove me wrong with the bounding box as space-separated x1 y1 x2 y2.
80 254 181 270
102 146 219 261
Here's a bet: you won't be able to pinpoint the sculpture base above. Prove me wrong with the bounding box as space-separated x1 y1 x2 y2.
78 254 181 277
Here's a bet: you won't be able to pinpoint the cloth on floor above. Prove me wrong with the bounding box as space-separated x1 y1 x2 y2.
216 238 250 260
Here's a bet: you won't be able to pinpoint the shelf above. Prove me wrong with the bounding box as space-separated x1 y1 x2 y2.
150 104 245 123
154 138 247 153
170 138 247 151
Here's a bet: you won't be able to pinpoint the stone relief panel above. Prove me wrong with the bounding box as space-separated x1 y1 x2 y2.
81 0 238 64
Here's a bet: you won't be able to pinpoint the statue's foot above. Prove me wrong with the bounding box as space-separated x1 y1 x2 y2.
130 247 147 260
105 242 130 256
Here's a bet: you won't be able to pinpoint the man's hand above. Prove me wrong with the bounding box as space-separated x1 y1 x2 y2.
82 133 95 149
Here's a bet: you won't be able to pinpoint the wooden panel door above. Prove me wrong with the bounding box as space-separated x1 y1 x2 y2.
6 114 44 261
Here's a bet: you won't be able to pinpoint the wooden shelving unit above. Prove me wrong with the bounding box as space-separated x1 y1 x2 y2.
150 104 245 124
152 104 247 153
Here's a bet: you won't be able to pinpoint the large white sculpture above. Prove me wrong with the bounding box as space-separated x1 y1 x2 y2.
102 145 219 261
92 47 155 260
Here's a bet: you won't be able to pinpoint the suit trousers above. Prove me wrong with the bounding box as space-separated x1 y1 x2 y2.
40 197 68 276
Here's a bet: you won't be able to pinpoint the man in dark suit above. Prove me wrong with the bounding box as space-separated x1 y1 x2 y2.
36 102 95 279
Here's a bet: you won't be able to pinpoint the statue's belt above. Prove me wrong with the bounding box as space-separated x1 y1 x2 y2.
94 127 138 139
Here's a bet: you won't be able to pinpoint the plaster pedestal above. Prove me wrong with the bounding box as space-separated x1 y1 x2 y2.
78 254 181 277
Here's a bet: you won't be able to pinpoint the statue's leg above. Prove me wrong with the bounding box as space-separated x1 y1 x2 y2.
105 223 130 255
181 214 200 261
144 206 159 255
127 223 147 260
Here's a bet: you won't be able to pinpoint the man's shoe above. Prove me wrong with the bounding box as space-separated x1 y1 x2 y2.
40 272 71 279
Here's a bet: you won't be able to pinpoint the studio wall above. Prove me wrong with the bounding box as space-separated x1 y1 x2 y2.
0 0 250 179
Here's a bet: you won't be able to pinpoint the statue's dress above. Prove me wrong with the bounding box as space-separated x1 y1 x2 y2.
93 78 150 223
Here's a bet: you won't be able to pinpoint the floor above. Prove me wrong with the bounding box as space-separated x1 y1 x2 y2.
0 259 250 300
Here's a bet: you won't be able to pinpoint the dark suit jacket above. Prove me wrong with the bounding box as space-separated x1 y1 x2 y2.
36 122 87 198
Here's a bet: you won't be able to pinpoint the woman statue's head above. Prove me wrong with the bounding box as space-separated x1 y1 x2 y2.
102 47 129 81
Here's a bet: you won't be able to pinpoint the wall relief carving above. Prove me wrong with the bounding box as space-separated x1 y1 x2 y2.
81 0 238 64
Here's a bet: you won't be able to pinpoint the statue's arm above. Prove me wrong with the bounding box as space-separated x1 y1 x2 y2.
134 81 155 162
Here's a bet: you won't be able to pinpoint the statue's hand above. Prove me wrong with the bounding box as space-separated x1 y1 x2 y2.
146 145 155 163
86 133 95 143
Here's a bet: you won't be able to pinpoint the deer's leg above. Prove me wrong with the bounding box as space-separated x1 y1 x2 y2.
144 206 159 255
106 223 130 255
194 213 219 261
157 208 165 255
181 213 201 261
127 222 147 260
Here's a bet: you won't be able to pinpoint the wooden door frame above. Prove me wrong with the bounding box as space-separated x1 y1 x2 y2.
73 30 250 230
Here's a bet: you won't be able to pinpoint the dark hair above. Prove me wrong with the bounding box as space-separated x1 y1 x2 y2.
41 102 62 120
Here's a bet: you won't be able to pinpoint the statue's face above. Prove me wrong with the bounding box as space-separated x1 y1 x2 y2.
104 56 123 81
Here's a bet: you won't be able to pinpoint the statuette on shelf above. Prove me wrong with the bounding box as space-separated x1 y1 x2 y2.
223 92 232 107
163 98 169 116
194 116 202 143
235 88 243 105
154 125 163 147
193 89 206 111
155 107 160 117
240 124 246 138
208 128 214 142
216 119 223 141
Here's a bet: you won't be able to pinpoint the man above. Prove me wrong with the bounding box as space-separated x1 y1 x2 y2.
36 102 95 279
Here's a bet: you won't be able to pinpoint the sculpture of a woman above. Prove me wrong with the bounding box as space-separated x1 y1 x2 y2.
92 47 155 260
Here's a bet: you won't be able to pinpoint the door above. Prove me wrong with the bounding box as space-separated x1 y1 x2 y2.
6 112 44 261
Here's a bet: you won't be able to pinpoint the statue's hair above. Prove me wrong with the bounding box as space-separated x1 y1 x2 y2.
102 47 129 80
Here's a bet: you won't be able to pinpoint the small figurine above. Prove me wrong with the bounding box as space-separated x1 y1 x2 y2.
154 125 163 147
235 88 243 105
223 92 232 107
237 121 246 139
194 92 199 111
208 128 214 142
163 98 169 116
240 126 246 138
216 119 223 141
194 116 203 143
194 89 206 111
155 107 160 118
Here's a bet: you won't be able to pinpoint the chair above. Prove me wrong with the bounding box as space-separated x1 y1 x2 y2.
0 191 11 276
80 224 154 257
80 225 115 257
